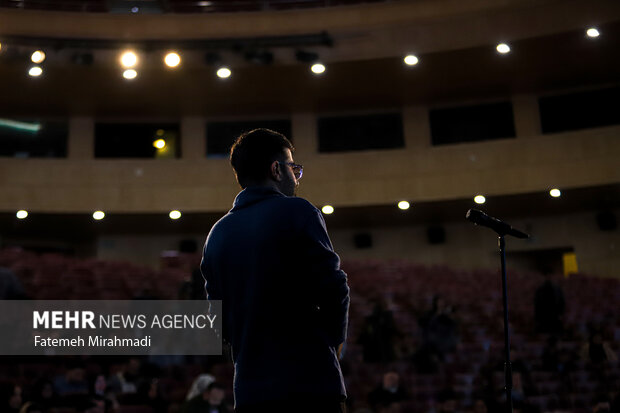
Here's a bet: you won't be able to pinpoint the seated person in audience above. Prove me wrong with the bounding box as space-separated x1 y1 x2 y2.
541 336 577 374
181 381 231 413
358 300 401 363
53 364 89 396
0 267 26 299
368 371 409 410
1 382 23 413
107 357 143 395
435 388 461 413
469 399 488 413
419 296 459 361
31 379 58 410
580 330 618 365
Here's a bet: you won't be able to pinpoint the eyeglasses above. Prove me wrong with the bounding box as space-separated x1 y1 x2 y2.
278 161 303 180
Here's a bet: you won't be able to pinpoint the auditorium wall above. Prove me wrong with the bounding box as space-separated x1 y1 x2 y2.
97 208 620 278
1 97 619 214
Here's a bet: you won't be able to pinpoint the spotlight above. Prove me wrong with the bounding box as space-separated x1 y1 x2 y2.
244 50 274 65
322 205 334 215
169 210 182 220
398 201 410 210
496 43 511 54
16 210 28 219
217 67 231 78
311 63 325 74
153 139 166 149
586 27 600 38
28 66 43 77
164 52 181 68
93 211 105 220
474 195 486 204
295 50 319 63
123 69 137 80
131 6 139 13
31 50 45 64
120 51 138 68
549 188 561 198
404 55 419 66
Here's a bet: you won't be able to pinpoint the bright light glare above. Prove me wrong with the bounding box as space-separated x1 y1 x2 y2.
28 66 43 77
123 69 137 80
496 43 511 54
169 210 182 220
164 52 181 68
474 195 486 205
217 67 231 78
16 210 28 219
586 28 600 38
550 188 561 198
398 201 410 210
153 139 166 149
322 205 334 215
31 50 45 64
311 63 326 74
120 51 138 68
93 211 105 220
404 55 419 66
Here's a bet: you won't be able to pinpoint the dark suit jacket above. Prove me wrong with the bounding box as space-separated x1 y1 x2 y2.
201 186 349 408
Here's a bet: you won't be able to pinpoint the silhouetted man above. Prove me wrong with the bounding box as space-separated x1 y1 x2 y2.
201 128 350 413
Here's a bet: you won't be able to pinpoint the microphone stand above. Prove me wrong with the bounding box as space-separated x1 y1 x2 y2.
498 235 513 413
466 209 529 413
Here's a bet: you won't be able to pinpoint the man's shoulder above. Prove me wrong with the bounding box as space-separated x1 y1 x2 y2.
280 196 319 212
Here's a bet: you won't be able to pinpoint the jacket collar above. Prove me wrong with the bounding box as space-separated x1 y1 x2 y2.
230 186 285 212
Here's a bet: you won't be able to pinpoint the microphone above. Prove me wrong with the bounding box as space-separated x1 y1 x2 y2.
466 209 530 239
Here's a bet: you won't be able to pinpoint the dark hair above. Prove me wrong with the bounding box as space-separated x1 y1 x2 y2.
230 128 294 188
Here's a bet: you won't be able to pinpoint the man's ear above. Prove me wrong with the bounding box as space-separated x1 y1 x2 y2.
270 160 281 181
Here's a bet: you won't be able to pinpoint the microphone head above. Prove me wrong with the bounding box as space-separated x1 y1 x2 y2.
466 208 485 223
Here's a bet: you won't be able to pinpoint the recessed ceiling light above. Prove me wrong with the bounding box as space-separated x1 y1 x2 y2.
28 66 43 77
217 67 231 78
169 210 182 220
311 63 325 74
321 205 334 214
404 55 419 66
398 201 410 210
474 195 486 204
586 27 600 38
31 50 45 64
120 51 138 68
164 52 181 68
153 139 166 149
16 210 28 219
93 211 105 220
123 69 138 80
496 43 511 54
549 188 561 198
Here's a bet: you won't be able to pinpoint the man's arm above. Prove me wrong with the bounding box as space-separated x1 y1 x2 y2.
300 207 350 348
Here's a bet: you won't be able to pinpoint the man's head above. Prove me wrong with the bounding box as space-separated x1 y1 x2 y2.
382 371 400 391
230 128 300 196
203 382 226 405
